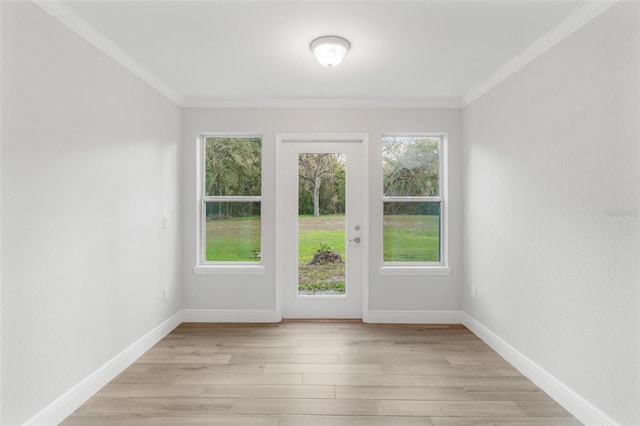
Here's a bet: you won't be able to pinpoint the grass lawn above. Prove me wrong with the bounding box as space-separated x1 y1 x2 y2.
298 214 346 263
383 214 440 262
205 216 261 261
206 214 440 292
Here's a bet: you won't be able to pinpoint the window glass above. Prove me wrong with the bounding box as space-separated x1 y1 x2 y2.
382 136 440 197
383 202 440 262
205 202 261 262
205 137 261 197
382 136 443 265
202 136 262 263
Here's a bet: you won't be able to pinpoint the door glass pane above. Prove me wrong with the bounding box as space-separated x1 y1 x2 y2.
298 153 346 295
205 201 261 261
383 201 441 262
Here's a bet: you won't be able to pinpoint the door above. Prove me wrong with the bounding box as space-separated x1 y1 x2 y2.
277 135 366 319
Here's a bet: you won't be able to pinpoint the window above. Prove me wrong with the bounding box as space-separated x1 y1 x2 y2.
199 136 262 266
382 135 446 268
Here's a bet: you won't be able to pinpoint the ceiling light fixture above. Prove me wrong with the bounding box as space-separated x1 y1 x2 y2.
310 36 350 68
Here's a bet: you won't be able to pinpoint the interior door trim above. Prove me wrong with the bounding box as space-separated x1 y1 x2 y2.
274 133 369 322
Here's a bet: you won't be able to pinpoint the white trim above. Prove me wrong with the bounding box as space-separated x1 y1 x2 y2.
462 1 618 107
379 266 451 276
278 133 369 143
196 134 264 266
274 135 283 322
182 309 278 323
361 135 371 323
380 134 449 268
382 196 443 203
203 196 262 202
193 265 265 275
24 311 183 426
366 310 462 324
31 0 616 111
462 312 620 426
184 97 463 109
275 133 370 321
33 0 183 106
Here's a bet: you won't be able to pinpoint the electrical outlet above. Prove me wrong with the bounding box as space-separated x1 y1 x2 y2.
471 285 477 299
164 287 169 302
163 216 169 229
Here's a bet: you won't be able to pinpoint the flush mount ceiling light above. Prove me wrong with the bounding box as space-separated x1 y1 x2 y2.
310 36 350 68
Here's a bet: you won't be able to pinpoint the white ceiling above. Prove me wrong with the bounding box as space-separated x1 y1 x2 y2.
47 0 607 107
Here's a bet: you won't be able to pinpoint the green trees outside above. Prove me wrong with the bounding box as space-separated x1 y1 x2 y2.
383 136 439 196
202 136 442 265
382 136 440 215
298 154 345 216
382 136 442 262
205 137 261 219
203 137 440 218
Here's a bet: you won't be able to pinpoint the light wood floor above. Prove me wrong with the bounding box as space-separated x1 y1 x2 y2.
62 322 581 425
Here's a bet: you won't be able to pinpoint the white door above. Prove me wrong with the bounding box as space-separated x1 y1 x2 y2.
277 135 366 319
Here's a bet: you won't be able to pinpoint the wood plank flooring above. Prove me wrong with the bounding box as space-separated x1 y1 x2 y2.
62 322 581 425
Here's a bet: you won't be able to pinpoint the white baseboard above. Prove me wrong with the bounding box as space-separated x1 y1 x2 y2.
24 311 183 426
461 312 619 426
366 310 462 324
182 309 279 323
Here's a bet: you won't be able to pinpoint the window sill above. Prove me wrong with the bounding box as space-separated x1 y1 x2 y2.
379 265 452 276
193 265 265 275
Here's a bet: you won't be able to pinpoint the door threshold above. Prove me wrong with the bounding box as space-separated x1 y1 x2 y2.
281 318 363 323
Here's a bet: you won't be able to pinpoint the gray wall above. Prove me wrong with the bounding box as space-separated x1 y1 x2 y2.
462 3 639 424
182 108 463 317
1 3 182 424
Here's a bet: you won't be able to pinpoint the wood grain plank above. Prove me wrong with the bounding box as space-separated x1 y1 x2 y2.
61 322 578 425
336 385 471 401
377 400 527 417
468 390 553 401
264 363 383 375
230 353 340 364
121 414 279 425
515 400 574 417
303 374 430 386
232 398 379 415
425 376 541 390
75 397 234 414
175 373 302 385
136 353 231 364
278 414 434 425
203 384 335 399
430 417 582 426
94 385 206 398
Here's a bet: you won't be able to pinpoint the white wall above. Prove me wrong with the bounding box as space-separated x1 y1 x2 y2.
462 3 639 425
182 108 462 319
1 2 182 424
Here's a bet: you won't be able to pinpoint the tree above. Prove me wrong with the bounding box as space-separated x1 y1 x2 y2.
299 154 343 217
205 137 261 218
383 137 439 197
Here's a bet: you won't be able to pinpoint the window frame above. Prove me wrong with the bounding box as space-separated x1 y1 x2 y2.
194 133 265 275
380 133 450 276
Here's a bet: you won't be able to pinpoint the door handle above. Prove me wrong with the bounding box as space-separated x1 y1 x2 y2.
349 237 361 244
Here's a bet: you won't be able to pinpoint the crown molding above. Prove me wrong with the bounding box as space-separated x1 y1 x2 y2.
33 0 184 106
34 0 616 111
182 97 463 109
462 0 618 108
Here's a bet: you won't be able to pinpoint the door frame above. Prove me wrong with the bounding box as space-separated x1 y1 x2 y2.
275 133 369 322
